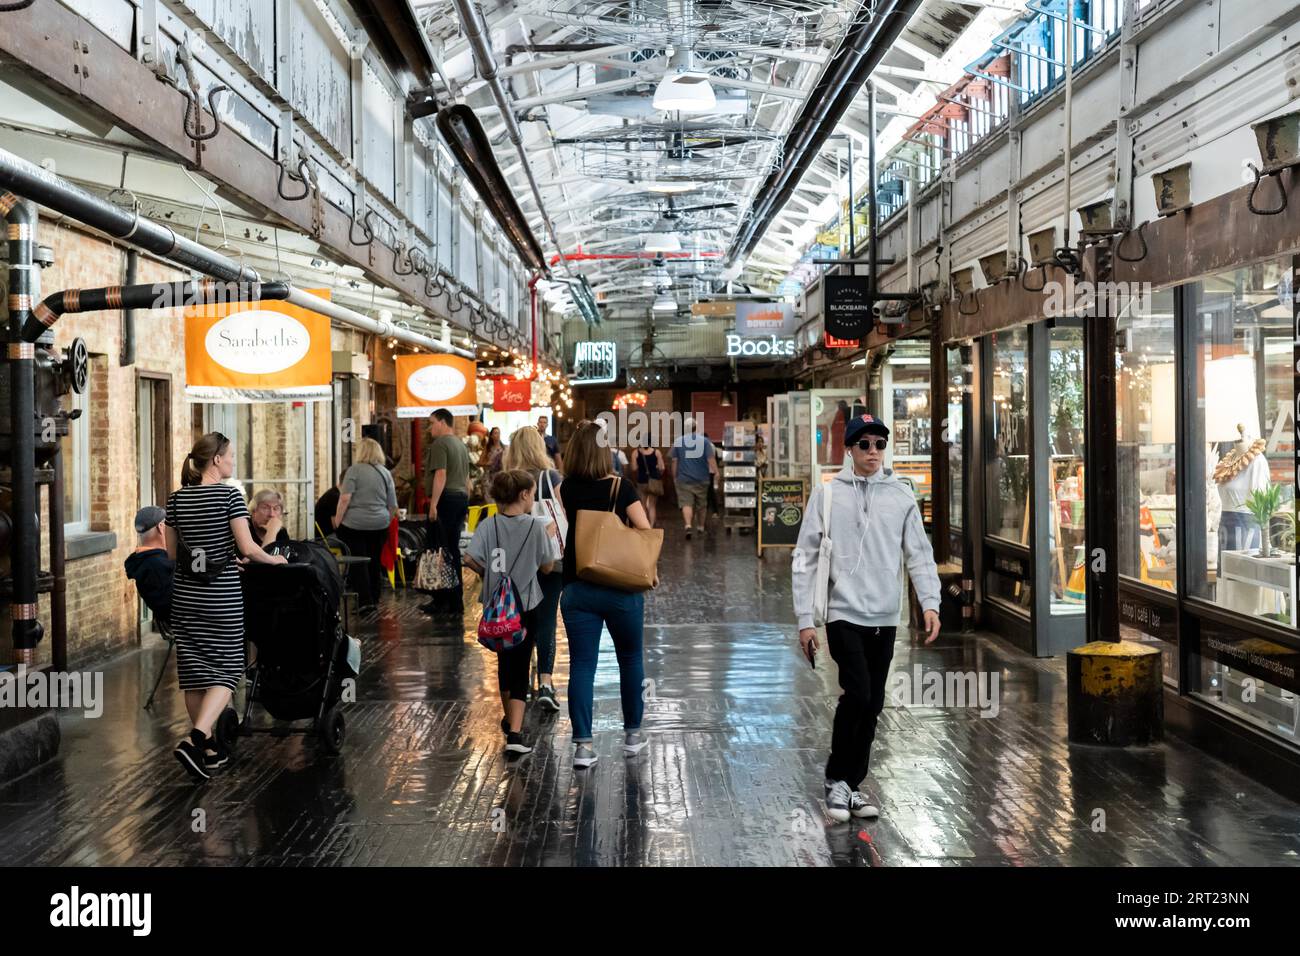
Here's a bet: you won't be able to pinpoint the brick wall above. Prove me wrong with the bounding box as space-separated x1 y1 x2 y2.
2 222 357 668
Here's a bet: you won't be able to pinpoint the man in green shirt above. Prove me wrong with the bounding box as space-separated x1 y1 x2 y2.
423 408 472 616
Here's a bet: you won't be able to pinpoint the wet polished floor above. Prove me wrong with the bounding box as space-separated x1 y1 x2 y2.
2 518 1299 866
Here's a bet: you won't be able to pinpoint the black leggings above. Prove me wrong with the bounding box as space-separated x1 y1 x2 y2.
337 525 387 606
497 608 537 700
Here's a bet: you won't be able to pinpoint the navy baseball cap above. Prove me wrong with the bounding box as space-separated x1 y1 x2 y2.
134 505 165 533
844 413 890 445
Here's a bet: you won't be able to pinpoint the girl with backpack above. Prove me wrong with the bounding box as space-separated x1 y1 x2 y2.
464 469 560 755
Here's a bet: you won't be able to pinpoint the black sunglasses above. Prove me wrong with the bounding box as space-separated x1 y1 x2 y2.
856 438 888 451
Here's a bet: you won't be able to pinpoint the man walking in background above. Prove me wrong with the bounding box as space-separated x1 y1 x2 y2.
670 417 717 540
423 408 472 617
538 414 563 470
792 413 942 823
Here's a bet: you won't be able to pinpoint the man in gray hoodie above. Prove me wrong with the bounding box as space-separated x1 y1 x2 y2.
792 413 942 823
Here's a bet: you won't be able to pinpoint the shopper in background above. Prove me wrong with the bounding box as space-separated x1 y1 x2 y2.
314 473 345 538
334 437 399 613
670 418 717 540
634 444 666 526
464 469 560 755
482 426 505 476
503 426 565 712
559 420 653 768
166 432 287 781
538 414 563 470
424 408 472 617
792 413 942 824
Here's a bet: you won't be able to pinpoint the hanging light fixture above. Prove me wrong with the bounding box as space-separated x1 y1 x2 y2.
654 49 716 113
644 217 682 253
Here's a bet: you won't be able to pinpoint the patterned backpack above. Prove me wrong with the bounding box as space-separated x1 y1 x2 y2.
477 517 535 653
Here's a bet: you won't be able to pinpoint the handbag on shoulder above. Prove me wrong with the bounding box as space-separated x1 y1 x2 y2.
574 477 663 592
532 469 568 555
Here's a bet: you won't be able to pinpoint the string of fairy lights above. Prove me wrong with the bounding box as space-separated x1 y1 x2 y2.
477 343 576 419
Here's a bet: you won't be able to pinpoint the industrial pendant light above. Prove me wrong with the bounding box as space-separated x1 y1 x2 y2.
644 216 682 252
654 49 715 113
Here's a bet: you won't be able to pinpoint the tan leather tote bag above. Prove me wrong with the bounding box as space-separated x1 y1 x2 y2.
574 477 663 591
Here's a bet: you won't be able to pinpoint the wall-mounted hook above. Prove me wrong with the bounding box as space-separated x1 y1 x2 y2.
348 209 375 247
1114 220 1148 262
276 154 311 201
1020 262 1048 292
393 241 414 276
1245 162 1290 216
957 288 980 316
175 46 229 143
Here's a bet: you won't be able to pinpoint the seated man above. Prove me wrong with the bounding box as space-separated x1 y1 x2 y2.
250 489 292 550
314 473 346 538
124 505 174 625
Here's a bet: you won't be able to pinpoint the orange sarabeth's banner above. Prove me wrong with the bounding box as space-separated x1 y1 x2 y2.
185 290 332 402
396 353 478 417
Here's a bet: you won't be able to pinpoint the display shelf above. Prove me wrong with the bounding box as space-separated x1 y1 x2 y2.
722 421 757 533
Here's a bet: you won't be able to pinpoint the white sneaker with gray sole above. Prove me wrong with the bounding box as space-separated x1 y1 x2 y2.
573 743 598 768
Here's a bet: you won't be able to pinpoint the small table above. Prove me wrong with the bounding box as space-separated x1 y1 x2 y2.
1218 550 1297 626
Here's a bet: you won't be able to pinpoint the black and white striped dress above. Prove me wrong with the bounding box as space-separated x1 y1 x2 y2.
165 483 247 691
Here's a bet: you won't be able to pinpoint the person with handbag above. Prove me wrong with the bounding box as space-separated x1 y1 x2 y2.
165 432 287 781
464 470 560 755
423 408 472 617
503 426 565 712
634 444 666 526
559 421 660 769
334 437 399 613
792 414 942 823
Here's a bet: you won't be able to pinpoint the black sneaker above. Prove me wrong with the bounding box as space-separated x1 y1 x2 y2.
202 733 229 772
174 729 211 782
685 528 692 540
500 716 510 736
505 732 533 755
535 684 560 712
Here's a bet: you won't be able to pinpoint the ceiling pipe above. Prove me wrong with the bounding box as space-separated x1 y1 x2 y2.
728 0 923 267
0 146 475 358
452 0 573 283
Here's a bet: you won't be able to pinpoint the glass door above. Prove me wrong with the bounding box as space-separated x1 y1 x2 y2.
809 389 863 484
1048 323 1087 616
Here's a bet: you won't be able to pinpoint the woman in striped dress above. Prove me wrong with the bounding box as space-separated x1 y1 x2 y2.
165 432 286 781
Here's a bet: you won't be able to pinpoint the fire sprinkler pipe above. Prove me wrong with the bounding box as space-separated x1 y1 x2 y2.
529 273 540 381
0 146 474 358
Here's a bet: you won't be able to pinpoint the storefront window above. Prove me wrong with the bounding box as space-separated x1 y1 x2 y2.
1048 324 1086 614
1116 288 1177 590
947 345 964 531
1188 259 1295 628
987 326 1030 543
886 344 932 504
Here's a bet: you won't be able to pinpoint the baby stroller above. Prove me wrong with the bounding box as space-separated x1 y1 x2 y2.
237 539 358 754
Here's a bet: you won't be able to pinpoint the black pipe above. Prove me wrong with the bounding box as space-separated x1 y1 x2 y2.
50 445 65 672
28 279 291 342
3 191 43 661
0 148 258 284
730 0 922 264
120 249 137 366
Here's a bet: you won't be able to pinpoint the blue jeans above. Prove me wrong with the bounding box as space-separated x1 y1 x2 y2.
532 570 564 677
561 581 645 743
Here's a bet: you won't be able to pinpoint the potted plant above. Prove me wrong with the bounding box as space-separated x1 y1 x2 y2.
1244 484 1284 558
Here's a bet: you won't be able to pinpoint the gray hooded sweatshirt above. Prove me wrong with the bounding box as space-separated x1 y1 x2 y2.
792 460 941 630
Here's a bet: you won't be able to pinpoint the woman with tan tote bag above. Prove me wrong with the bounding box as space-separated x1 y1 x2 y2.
559 421 661 769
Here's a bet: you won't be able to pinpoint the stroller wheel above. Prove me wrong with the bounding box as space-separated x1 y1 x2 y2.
319 705 346 755
216 707 241 751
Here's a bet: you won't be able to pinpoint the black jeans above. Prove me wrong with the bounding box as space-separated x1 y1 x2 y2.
825 622 896 788
337 525 387 607
432 491 469 609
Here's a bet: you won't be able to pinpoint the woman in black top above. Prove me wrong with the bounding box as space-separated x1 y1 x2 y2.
166 432 286 782
558 421 653 769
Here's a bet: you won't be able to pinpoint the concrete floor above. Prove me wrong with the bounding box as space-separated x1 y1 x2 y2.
1 517 1299 866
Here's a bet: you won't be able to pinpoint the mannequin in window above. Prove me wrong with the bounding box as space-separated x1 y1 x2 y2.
1213 422 1269 570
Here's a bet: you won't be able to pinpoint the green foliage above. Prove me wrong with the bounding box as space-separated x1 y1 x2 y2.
1244 484 1283 532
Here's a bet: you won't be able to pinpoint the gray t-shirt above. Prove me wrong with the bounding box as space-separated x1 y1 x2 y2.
340 462 397 531
466 512 560 612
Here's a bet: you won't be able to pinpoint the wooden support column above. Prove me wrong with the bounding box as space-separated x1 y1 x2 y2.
1084 246 1119 643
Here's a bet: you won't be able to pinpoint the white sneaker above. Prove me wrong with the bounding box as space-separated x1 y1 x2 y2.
849 791 880 819
825 779 852 823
